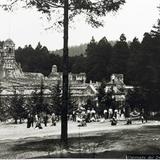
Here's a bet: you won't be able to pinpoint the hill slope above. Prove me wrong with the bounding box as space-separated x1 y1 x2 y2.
52 43 87 56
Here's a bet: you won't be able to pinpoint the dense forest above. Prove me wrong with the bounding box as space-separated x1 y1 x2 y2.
15 30 160 86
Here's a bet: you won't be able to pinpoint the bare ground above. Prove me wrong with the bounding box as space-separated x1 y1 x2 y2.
0 120 160 159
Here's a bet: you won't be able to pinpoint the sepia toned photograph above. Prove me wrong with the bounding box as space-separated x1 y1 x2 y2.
0 0 160 159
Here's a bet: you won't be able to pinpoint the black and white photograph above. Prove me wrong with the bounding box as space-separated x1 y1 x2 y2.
0 0 160 159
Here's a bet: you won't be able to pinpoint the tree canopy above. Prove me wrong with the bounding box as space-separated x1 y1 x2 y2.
1 0 125 28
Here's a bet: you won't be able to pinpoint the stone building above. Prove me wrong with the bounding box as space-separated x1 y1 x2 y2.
105 74 133 107
0 39 97 108
0 39 23 79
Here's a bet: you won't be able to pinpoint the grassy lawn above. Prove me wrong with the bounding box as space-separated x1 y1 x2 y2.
0 124 160 159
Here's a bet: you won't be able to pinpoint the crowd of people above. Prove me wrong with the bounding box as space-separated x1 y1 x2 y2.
26 107 148 129
72 107 148 127
72 107 125 126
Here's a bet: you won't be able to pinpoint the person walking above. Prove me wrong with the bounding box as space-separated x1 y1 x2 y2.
86 109 91 123
140 108 145 123
72 111 76 122
114 109 118 119
108 108 113 119
27 113 31 128
104 109 108 120
51 113 56 126
30 114 34 127
43 114 48 127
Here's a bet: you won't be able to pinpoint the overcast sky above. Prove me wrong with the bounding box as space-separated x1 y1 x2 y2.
0 0 159 50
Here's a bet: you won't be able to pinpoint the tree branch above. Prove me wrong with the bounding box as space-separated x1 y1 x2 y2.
42 0 64 8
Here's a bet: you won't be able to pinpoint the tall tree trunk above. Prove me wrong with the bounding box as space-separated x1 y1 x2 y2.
61 0 69 148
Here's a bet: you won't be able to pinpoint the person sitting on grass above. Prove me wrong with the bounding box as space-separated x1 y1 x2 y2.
111 116 117 126
90 108 96 122
35 118 43 129
126 117 132 125
103 109 108 120
78 118 87 127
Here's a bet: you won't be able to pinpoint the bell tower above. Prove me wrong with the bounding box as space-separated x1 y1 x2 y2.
1 39 23 78
2 39 16 77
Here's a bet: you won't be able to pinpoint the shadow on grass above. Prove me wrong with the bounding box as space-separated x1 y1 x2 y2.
6 124 160 158
8 134 123 158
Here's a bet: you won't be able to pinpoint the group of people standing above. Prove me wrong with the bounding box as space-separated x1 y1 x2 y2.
27 112 57 129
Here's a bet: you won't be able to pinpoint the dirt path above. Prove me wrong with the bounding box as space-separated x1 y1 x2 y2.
0 120 159 140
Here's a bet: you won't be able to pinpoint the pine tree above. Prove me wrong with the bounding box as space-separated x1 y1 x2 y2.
68 86 76 115
0 83 5 121
17 94 26 123
37 79 45 114
127 37 142 85
9 89 26 124
151 6 160 38
126 88 146 111
9 90 19 124
86 37 113 81
97 81 106 114
109 33 129 75
51 81 62 116
28 80 45 116
0 94 8 122
97 81 114 115
28 88 39 115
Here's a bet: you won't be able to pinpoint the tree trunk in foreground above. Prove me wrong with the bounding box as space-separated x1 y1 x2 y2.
61 0 69 148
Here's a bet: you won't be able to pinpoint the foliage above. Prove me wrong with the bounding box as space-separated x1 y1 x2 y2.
1 0 125 28
50 81 62 115
0 98 9 122
109 34 129 75
151 6 160 38
97 81 115 114
14 28 160 113
68 86 77 114
84 98 94 110
125 88 146 111
9 90 27 123
28 80 47 115
85 37 112 82
28 89 39 115
15 43 62 76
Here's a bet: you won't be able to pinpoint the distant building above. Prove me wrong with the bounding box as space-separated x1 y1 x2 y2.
0 39 97 108
0 39 133 110
105 74 133 107
0 39 23 78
